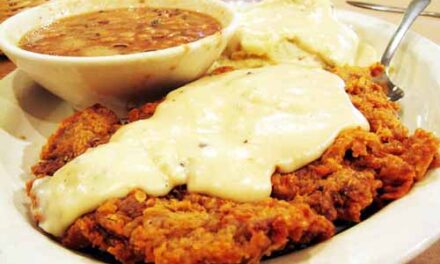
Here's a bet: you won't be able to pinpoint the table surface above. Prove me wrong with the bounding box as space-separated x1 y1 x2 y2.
1 0 439 263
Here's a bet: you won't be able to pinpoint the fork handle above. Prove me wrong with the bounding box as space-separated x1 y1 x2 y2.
381 0 431 67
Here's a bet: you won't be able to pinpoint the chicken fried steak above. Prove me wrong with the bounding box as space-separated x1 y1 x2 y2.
30 64 440 263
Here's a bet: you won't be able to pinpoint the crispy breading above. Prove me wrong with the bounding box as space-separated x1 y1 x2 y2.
127 101 161 123
31 104 120 176
62 190 334 264
29 64 440 263
272 158 382 222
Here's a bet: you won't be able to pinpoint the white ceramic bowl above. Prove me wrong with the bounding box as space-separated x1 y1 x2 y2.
0 0 237 114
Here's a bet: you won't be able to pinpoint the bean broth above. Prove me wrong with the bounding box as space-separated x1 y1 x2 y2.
19 7 222 57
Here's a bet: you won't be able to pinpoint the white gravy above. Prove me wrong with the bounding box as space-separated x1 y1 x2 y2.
231 0 361 66
31 65 369 236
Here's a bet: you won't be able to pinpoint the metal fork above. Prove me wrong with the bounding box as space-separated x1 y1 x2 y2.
375 0 431 101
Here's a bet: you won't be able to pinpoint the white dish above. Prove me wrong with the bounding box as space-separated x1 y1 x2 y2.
0 9 439 264
0 0 237 115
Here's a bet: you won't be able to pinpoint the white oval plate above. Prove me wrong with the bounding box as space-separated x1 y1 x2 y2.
0 9 439 264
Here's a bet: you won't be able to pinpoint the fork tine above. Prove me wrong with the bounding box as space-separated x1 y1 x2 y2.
390 87 405 101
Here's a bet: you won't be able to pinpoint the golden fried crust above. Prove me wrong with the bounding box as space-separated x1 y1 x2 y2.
128 101 161 123
272 162 381 222
62 190 334 264
402 129 440 181
31 104 120 176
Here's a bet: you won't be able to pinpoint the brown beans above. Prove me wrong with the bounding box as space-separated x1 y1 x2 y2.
19 7 222 57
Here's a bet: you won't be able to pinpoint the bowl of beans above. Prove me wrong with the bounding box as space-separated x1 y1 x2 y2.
0 0 237 114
